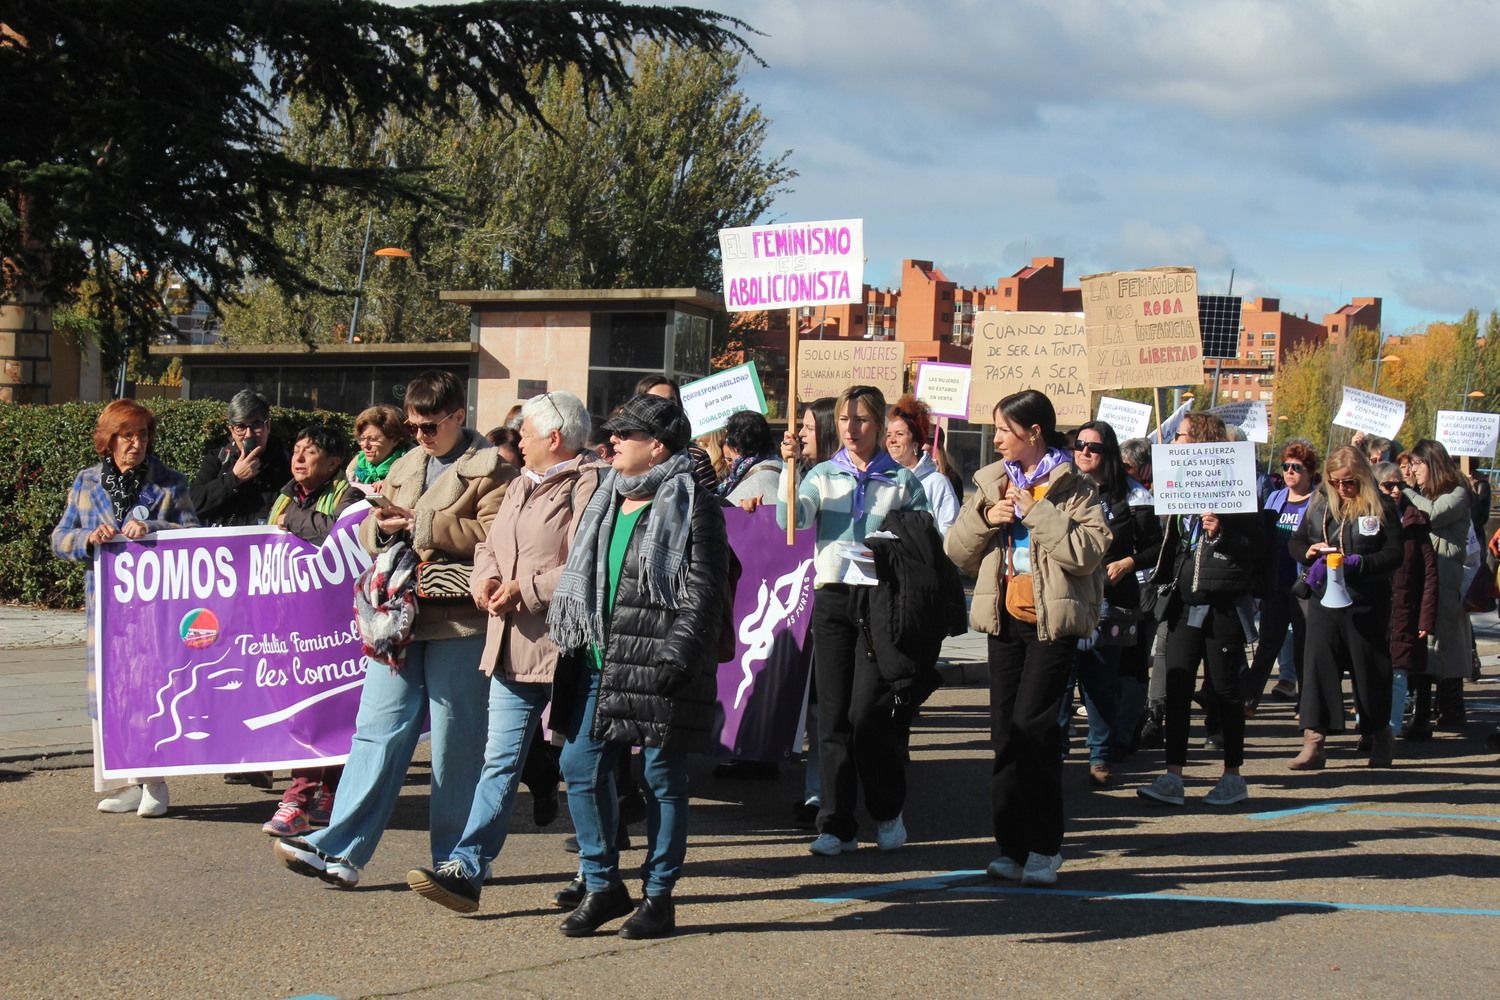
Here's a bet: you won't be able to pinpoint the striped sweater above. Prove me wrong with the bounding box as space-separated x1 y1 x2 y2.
776 459 930 586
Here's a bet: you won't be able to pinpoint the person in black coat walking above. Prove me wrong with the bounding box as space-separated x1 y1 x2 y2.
547 393 730 940
189 390 291 526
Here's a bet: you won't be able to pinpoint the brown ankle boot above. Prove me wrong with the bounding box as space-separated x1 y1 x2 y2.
1288 729 1326 770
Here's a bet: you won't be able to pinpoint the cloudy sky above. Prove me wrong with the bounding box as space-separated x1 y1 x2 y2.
705 0 1500 333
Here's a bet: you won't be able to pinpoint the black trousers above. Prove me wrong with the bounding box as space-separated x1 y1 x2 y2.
811 586 904 841
1301 600 1393 735
1241 590 1307 703
1164 602 1247 769
988 618 1074 861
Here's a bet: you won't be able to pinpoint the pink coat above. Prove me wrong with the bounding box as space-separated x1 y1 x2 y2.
471 454 601 682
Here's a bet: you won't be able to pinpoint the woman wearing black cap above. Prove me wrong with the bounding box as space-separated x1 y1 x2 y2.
547 393 731 939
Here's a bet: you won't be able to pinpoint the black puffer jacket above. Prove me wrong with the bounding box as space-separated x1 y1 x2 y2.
190 438 291 526
556 487 730 753
1153 509 1264 604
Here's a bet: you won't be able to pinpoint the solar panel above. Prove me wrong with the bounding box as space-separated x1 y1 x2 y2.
1198 294 1243 359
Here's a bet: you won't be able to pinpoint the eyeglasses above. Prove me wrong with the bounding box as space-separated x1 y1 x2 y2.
229 419 268 433
1328 477 1360 489
357 434 387 447
116 431 149 445
1281 462 1305 473
1378 481 1403 493
405 410 460 437
1072 441 1105 456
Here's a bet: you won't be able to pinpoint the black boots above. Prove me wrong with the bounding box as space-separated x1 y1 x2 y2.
1138 700 1166 750
554 876 585 910
619 894 676 940
559 882 633 937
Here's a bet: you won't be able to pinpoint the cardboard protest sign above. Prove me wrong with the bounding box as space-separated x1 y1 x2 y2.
1332 386 1405 439
1151 441 1259 515
1082 267 1204 389
1096 397 1153 439
913 362 972 419
718 219 864 312
1435 409 1500 459
680 362 767 436
796 341 905 403
1211 400 1269 444
968 312 1089 425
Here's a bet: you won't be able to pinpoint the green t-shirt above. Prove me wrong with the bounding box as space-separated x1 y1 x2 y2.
590 501 651 670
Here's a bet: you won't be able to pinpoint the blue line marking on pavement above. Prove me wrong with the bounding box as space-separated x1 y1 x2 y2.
1247 801 1354 820
813 870 984 903
950 885 1500 918
1347 809 1500 823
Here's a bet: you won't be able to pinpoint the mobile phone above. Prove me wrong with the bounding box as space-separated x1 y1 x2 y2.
365 492 394 509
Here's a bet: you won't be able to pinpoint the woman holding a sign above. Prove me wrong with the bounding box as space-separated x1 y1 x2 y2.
52 399 199 817
1289 446 1403 768
779 384 931 856
1137 413 1264 808
945 390 1110 885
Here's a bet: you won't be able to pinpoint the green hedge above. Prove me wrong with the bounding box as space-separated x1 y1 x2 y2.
0 399 357 608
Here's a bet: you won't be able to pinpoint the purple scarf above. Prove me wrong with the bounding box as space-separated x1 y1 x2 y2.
831 448 901 521
1003 447 1070 490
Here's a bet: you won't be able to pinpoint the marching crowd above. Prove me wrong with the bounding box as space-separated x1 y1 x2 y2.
50 371 1498 937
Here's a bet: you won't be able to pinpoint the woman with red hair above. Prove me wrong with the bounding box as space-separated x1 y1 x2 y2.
51 399 198 816
885 394 960 535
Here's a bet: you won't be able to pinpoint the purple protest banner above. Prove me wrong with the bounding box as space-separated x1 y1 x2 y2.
95 505 374 779
713 506 817 761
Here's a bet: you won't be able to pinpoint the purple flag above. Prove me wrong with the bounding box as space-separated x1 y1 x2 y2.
95 507 374 779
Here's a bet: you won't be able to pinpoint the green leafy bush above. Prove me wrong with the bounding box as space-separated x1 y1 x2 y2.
0 399 356 608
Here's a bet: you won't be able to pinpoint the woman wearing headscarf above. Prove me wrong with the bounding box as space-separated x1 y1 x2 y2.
945 390 1110 885
1288 447 1403 768
52 399 198 816
778 384 930 856
547 393 730 939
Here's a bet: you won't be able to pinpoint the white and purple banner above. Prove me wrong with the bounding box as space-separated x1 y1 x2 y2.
95 504 818 776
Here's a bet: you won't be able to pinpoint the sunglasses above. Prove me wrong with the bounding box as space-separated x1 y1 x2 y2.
1328 477 1361 489
1072 441 1106 456
1281 462 1305 473
1379 481 1403 492
405 411 459 437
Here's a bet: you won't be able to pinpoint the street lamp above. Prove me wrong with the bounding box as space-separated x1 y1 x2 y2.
347 214 412 344
1372 353 1400 393
1465 390 1486 411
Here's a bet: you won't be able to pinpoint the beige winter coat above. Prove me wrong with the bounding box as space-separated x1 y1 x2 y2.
944 460 1111 641
360 428 518 642
471 454 601 682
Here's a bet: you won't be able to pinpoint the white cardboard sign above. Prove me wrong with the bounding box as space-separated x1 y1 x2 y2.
1211 400 1270 444
1151 441 1260 515
1332 386 1406 439
1095 397 1153 439
679 362 768 437
718 219 864 312
913 362 972 419
1435 409 1500 459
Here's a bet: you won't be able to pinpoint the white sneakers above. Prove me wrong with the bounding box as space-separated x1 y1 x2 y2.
875 815 907 852
986 856 1024 881
273 838 361 888
1020 852 1063 886
97 781 169 817
807 833 858 856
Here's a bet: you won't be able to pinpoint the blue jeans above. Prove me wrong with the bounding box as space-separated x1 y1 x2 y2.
1060 644 1122 766
558 670 689 897
305 635 488 869
445 676 549 884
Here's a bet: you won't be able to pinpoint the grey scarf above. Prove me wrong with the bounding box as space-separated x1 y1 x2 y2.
548 450 696 654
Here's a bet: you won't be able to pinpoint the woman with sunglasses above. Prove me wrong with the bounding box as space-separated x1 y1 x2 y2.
274 370 518 889
1288 446 1403 768
1241 441 1320 711
1060 421 1160 785
1399 440 1476 732
946 391 1110 884
1138 413 1264 807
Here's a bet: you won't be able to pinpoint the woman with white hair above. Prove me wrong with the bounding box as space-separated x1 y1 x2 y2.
405 391 601 914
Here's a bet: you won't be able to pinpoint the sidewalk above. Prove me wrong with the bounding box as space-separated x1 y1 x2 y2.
3 603 1497 765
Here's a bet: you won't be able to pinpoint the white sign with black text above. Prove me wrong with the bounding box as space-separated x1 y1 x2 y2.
1095 397 1153 439
1435 409 1500 459
1332 386 1406 439
1211 400 1269 444
1151 441 1260 515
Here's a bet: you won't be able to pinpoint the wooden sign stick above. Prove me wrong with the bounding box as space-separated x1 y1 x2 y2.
786 307 799 545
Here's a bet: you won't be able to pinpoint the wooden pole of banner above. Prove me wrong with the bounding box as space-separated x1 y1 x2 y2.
786 307 798 545
1153 387 1165 443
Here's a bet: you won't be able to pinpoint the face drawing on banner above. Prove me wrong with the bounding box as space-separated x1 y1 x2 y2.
734 559 815 709
145 650 244 750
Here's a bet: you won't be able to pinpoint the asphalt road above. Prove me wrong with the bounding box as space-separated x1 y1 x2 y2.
2 679 1498 1000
